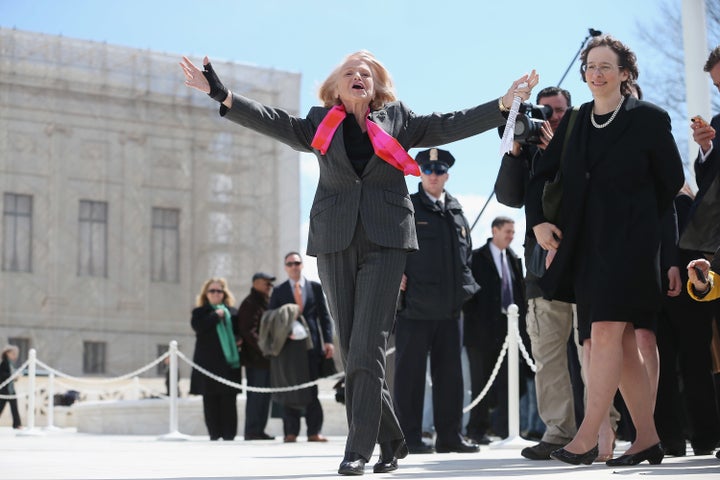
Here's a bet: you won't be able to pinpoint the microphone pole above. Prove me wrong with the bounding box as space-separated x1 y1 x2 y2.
557 28 602 87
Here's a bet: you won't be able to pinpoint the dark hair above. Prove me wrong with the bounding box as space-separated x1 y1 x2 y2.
284 251 302 262
536 86 571 107
491 216 515 229
704 46 720 72
580 35 638 96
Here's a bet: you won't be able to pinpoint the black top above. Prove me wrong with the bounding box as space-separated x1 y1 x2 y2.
343 114 374 175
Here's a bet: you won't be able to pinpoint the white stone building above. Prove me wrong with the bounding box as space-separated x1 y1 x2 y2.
0 28 301 377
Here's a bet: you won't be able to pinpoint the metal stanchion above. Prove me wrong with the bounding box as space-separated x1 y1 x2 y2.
158 341 189 441
491 304 533 449
18 349 43 436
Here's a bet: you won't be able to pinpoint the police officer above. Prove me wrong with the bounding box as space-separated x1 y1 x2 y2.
394 148 480 454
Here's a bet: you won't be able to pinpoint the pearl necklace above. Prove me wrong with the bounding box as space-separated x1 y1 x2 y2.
591 96 625 129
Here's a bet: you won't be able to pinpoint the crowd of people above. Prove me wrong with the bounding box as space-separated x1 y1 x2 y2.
181 37 720 474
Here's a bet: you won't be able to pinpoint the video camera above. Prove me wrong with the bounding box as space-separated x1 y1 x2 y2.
498 103 553 146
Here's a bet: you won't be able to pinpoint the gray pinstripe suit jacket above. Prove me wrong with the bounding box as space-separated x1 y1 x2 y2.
221 95 506 255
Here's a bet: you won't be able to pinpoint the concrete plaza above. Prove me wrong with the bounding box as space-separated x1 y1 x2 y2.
2 427 719 480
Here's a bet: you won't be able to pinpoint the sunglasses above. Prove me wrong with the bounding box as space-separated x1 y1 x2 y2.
285 261 302 267
207 289 224 294
420 163 448 175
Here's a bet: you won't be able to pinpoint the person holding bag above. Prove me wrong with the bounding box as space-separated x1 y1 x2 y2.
526 35 684 466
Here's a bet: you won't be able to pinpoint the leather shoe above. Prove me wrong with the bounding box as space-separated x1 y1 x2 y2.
308 434 328 442
605 443 664 466
373 439 408 473
244 432 274 440
435 439 480 453
468 434 492 445
407 442 435 454
283 434 297 443
338 452 367 476
521 441 566 460
550 444 598 465
661 441 686 457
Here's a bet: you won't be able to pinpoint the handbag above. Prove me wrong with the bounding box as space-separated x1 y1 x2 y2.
527 243 548 278
541 107 579 225
316 308 338 378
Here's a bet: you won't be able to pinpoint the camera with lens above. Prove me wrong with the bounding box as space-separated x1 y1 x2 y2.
498 103 553 146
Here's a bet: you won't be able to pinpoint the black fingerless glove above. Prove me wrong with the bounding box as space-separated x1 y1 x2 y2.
202 62 229 103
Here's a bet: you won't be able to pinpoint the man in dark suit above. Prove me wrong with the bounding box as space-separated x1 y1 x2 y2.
394 148 480 455
237 271 276 441
463 216 526 443
269 252 334 443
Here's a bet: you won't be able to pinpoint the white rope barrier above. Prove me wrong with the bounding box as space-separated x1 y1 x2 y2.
175 351 344 393
35 352 169 384
462 335 509 414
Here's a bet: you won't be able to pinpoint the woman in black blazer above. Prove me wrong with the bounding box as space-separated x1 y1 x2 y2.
181 51 537 474
190 277 242 441
527 36 684 467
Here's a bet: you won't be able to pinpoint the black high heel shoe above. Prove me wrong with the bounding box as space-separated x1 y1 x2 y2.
550 444 599 465
373 439 408 473
605 443 664 466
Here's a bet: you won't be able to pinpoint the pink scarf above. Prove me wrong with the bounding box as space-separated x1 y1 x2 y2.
311 105 420 176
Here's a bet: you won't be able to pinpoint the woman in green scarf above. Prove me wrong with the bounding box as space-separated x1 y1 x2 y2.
190 277 242 441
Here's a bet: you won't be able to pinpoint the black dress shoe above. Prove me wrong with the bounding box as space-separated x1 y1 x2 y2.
661 440 686 457
373 439 408 473
521 441 566 460
435 439 480 453
550 445 598 465
338 452 367 476
468 434 492 445
244 432 275 440
407 442 435 454
605 443 664 466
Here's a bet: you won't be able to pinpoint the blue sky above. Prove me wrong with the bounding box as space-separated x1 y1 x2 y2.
0 0 711 278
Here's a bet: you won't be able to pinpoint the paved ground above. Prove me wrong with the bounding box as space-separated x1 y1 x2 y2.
2 427 719 480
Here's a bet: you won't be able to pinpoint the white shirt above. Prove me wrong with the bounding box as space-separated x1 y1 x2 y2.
423 190 446 207
288 276 308 340
489 241 510 283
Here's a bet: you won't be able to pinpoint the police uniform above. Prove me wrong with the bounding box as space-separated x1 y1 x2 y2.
393 148 480 453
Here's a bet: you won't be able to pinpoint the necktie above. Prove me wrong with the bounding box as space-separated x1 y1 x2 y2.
501 251 514 311
293 282 303 312
311 104 421 176
436 200 444 212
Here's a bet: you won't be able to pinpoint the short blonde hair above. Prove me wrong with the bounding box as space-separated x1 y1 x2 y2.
318 50 397 111
2 345 19 357
195 277 236 307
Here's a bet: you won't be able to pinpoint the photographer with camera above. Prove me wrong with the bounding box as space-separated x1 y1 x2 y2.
494 87 585 460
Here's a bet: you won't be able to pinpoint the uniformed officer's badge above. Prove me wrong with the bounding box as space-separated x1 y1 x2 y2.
460 226 466 238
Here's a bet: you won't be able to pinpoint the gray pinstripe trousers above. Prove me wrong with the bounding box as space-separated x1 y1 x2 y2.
317 221 407 461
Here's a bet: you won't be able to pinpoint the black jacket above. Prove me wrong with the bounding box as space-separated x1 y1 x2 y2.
463 240 526 349
236 288 271 369
189 304 241 395
399 184 479 320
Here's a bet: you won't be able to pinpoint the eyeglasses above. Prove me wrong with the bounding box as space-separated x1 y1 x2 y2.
582 64 622 75
207 289 224 294
285 261 302 267
420 163 449 175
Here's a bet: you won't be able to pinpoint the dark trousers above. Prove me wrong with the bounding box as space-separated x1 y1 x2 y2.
465 342 507 438
317 221 407 461
283 397 324 437
655 294 720 450
393 316 464 447
0 398 21 428
283 351 324 437
202 393 237 440
244 366 271 436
